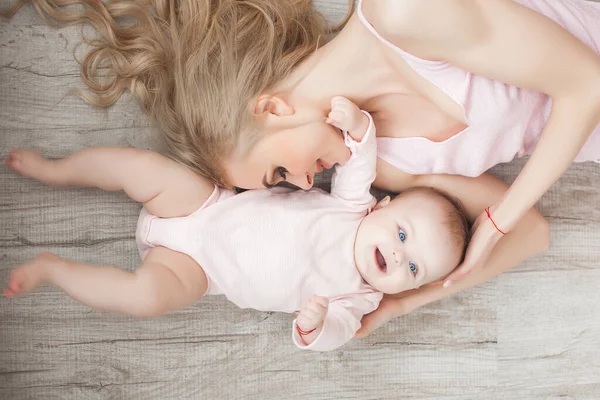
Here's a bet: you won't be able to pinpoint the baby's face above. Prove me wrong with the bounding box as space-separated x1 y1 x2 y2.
354 193 462 294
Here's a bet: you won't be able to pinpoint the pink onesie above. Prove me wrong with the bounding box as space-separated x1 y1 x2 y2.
136 113 383 351
357 0 600 176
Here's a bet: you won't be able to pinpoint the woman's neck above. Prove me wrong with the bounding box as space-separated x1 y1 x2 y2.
271 15 390 113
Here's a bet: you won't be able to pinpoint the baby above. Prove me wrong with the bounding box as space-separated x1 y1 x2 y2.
4 97 469 351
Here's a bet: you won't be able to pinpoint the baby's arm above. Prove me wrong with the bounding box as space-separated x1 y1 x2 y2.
293 292 382 351
6 148 214 218
326 97 377 208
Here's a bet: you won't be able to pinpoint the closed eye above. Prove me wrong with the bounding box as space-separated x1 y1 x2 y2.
263 166 289 189
275 166 288 181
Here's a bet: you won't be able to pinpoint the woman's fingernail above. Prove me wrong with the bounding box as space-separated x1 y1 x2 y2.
443 280 452 288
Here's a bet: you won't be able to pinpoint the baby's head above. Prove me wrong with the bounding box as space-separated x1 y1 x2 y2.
354 187 470 294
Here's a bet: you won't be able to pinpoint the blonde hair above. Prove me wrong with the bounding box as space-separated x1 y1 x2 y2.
3 0 354 186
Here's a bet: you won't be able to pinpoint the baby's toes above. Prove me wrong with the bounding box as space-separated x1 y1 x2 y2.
4 269 26 297
3 254 56 298
3 285 17 298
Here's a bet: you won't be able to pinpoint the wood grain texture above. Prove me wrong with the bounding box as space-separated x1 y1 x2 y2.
1 0 600 399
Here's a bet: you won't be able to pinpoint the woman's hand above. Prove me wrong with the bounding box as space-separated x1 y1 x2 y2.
442 207 504 287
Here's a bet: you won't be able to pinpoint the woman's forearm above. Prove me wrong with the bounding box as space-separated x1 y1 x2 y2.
495 90 600 232
403 206 550 310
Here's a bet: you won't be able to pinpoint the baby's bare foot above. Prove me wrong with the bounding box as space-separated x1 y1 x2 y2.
6 149 54 182
4 252 62 298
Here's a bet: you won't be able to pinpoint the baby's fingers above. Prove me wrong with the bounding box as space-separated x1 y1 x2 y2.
331 96 351 108
326 110 346 128
309 300 328 321
299 309 321 321
312 295 329 309
297 310 322 330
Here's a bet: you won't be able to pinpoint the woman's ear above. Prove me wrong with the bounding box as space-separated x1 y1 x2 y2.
373 196 391 211
254 94 295 116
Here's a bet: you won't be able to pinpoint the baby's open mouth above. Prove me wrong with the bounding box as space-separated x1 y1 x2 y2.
375 248 387 273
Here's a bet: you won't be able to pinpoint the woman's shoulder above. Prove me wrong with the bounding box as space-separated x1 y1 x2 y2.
362 0 484 29
360 0 487 61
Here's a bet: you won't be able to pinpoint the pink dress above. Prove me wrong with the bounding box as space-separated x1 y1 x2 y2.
357 0 600 176
136 113 383 351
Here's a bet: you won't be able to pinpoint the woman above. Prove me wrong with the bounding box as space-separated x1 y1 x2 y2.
10 0 599 334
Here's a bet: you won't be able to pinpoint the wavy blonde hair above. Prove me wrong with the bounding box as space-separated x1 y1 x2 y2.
3 0 354 186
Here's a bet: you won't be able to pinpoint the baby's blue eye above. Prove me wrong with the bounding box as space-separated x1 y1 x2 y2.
399 229 406 242
409 262 418 276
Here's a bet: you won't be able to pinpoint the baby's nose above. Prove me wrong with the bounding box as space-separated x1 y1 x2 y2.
392 249 405 264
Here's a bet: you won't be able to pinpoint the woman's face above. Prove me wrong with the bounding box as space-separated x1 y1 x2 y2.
224 120 351 190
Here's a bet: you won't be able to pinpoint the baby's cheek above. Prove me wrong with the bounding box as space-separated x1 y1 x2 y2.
390 272 409 293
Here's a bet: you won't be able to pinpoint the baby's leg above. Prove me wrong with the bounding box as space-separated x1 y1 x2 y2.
6 148 214 218
4 247 208 317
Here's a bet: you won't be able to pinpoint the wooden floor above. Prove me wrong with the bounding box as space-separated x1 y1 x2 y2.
2 1 600 399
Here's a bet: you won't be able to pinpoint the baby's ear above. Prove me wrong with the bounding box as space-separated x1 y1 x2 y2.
372 196 391 211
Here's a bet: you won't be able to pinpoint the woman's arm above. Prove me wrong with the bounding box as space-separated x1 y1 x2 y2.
356 160 550 337
368 0 599 279
367 0 599 278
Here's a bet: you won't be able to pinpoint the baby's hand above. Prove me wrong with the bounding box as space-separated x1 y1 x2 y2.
326 96 370 141
296 294 329 333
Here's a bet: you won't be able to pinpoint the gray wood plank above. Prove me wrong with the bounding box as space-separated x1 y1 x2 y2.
497 270 600 391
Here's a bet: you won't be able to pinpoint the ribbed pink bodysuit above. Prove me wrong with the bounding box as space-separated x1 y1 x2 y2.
137 114 383 351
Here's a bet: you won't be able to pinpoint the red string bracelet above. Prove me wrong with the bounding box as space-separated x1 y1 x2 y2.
485 207 506 235
296 324 316 336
